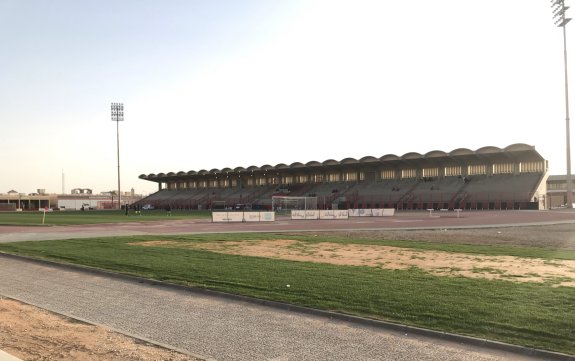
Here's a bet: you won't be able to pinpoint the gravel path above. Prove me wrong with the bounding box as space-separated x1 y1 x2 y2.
0 255 555 361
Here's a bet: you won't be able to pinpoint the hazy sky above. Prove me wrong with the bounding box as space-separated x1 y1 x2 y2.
0 0 572 195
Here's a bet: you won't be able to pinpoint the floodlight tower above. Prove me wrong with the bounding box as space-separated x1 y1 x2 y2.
552 0 573 208
111 102 124 209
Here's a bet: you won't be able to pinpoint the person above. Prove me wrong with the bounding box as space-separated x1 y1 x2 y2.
125 204 129 216
166 204 171 216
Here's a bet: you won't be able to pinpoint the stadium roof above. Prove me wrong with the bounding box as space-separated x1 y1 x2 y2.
547 175 570 181
139 143 546 182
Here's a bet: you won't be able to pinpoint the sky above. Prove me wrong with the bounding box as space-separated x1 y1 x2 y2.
0 0 572 196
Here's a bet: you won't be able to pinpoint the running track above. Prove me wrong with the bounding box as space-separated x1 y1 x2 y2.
1 210 575 243
0 210 575 242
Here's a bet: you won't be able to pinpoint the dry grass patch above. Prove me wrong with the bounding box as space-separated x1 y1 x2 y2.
130 239 575 287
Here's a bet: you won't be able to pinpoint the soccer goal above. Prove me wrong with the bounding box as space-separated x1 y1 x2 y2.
272 196 317 212
211 200 227 211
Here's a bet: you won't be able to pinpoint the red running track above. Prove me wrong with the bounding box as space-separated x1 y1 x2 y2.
1 210 575 243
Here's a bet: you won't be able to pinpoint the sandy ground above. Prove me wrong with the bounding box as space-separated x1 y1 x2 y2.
0 298 200 361
2 223 575 360
132 239 575 287
131 224 575 287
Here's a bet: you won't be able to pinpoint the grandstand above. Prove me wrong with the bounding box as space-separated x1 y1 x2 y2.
135 144 549 211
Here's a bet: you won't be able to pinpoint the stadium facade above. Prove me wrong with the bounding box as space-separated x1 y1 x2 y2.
137 143 552 211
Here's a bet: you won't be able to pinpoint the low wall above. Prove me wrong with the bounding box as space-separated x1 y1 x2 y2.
348 208 395 217
291 209 395 220
212 211 275 223
291 210 349 220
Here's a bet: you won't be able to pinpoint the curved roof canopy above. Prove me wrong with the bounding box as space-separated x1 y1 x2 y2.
139 143 545 181
450 148 474 156
340 157 358 164
322 159 339 166
359 156 378 163
305 161 322 167
425 150 448 158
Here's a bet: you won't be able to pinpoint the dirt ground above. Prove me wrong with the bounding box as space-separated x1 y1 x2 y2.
0 298 200 361
2 223 575 360
131 224 575 287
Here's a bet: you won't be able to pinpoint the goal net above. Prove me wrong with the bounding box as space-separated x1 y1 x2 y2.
211 200 227 211
272 196 317 211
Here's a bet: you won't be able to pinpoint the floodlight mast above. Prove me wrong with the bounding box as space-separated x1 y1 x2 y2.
111 102 124 210
552 0 573 208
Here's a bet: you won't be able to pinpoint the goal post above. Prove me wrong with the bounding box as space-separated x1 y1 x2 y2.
211 200 227 211
272 196 318 211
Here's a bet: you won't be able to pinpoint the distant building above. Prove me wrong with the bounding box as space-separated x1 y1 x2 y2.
58 188 142 210
0 189 54 210
546 175 575 208
0 188 143 211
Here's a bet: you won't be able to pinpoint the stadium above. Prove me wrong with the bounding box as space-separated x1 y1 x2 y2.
135 143 551 212
2 143 575 359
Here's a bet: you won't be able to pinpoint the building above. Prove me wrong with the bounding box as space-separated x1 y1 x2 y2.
57 188 142 210
546 175 575 208
0 190 55 211
0 188 143 211
136 143 550 210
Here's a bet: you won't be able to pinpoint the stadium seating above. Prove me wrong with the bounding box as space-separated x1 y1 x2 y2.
134 172 544 211
135 144 547 211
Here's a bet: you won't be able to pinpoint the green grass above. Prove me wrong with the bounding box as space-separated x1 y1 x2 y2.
0 232 573 355
0 210 211 226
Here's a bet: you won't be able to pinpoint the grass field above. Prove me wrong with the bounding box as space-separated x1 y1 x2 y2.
0 210 211 225
0 232 573 356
